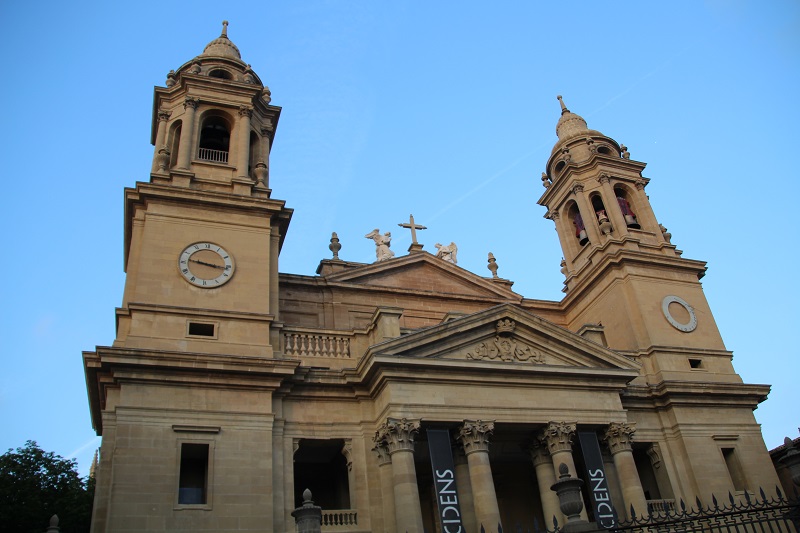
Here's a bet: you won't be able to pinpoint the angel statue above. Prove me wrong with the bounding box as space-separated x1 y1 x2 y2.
435 242 458 264
365 229 395 262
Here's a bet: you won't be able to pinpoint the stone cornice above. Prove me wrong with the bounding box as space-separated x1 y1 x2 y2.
622 381 770 410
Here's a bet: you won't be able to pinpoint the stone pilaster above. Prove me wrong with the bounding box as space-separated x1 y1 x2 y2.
372 441 396 533
236 106 253 179
603 422 647 519
177 96 198 169
152 109 171 173
375 418 423 533
529 438 563 527
458 420 502 533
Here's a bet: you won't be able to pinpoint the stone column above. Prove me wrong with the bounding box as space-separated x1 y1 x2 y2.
540 422 588 521
257 122 273 188
375 418 424 533
603 422 648 520
633 180 664 242
572 185 602 245
529 438 563 528
177 96 198 169
373 442 396 533
457 420 502 533
152 109 171 173
236 106 253 179
547 211 574 272
453 446 478 533
597 173 628 237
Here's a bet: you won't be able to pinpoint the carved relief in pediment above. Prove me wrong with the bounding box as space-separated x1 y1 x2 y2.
465 319 546 364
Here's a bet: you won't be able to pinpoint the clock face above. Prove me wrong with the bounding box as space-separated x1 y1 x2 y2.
178 242 235 288
661 295 697 332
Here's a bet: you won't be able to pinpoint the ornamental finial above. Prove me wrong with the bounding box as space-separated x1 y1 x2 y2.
222 20 229 37
557 95 569 115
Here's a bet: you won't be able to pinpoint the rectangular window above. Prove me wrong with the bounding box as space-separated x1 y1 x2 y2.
178 443 209 505
188 322 216 337
721 447 747 491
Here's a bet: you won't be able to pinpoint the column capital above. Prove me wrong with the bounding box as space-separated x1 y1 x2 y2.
547 210 560 221
598 172 611 184
371 441 392 466
341 440 353 471
572 183 584 194
374 417 420 455
603 422 636 455
539 421 576 454
634 179 646 191
457 419 495 455
239 105 253 118
183 96 199 110
528 438 551 467
157 109 171 122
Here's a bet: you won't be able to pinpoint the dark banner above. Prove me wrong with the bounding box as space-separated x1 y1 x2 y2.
427 429 464 533
578 431 618 529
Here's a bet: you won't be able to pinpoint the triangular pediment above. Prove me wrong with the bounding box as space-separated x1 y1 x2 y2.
363 304 640 372
324 252 520 300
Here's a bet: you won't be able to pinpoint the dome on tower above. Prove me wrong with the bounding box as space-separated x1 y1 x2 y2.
551 96 607 154
201 20 242 60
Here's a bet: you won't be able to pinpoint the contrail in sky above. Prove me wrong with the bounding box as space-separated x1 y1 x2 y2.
428 46 691 221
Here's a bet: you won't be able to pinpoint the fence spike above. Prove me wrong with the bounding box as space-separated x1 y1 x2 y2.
552 514 559 528
630 504 636 520
744 490 751 504
498 523 503 533
759 486 766 500
481 525 486 533
728 491 735 506
711 493 718 509
680 498 687 512
775 484 784 500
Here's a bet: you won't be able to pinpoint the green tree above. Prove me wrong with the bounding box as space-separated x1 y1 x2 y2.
0 441 94 533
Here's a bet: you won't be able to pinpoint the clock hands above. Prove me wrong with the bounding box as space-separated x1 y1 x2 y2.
189 258 225 270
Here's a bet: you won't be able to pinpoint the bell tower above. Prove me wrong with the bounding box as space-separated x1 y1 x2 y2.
115 21 292 358
538 96 758 387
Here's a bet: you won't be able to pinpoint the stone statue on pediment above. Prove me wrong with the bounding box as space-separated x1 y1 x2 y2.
435 242 458 264
365 229 395 262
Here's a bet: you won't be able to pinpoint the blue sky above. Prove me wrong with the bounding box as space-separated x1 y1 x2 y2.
1 1 798 476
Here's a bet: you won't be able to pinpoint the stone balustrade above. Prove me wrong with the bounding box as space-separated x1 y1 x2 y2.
284 331 352 358
321 509 358 530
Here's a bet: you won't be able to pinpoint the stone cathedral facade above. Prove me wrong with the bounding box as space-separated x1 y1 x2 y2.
83 24 780 533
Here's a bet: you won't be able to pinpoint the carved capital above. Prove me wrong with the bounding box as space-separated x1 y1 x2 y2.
635 179 646 191
458 420 495 455
372 441 392 466
239 105 253 118
572 184 584 195
549 210 560 221
598 172 610 184
157 110 171 122
647 442 662 469
341 440 353 471
374 417 420 455
603 422 636 455
260 120 274 137
539 421 576 454
183 97 199 110
528 438 551 467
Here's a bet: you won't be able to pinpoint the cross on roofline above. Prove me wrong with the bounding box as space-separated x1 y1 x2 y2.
398 214 427 244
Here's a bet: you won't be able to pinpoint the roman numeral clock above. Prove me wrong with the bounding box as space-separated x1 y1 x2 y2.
178 242 235 288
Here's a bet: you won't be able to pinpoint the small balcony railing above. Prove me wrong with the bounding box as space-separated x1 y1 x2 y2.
197 147 229 163
647 498 676 515
322 509 357 530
